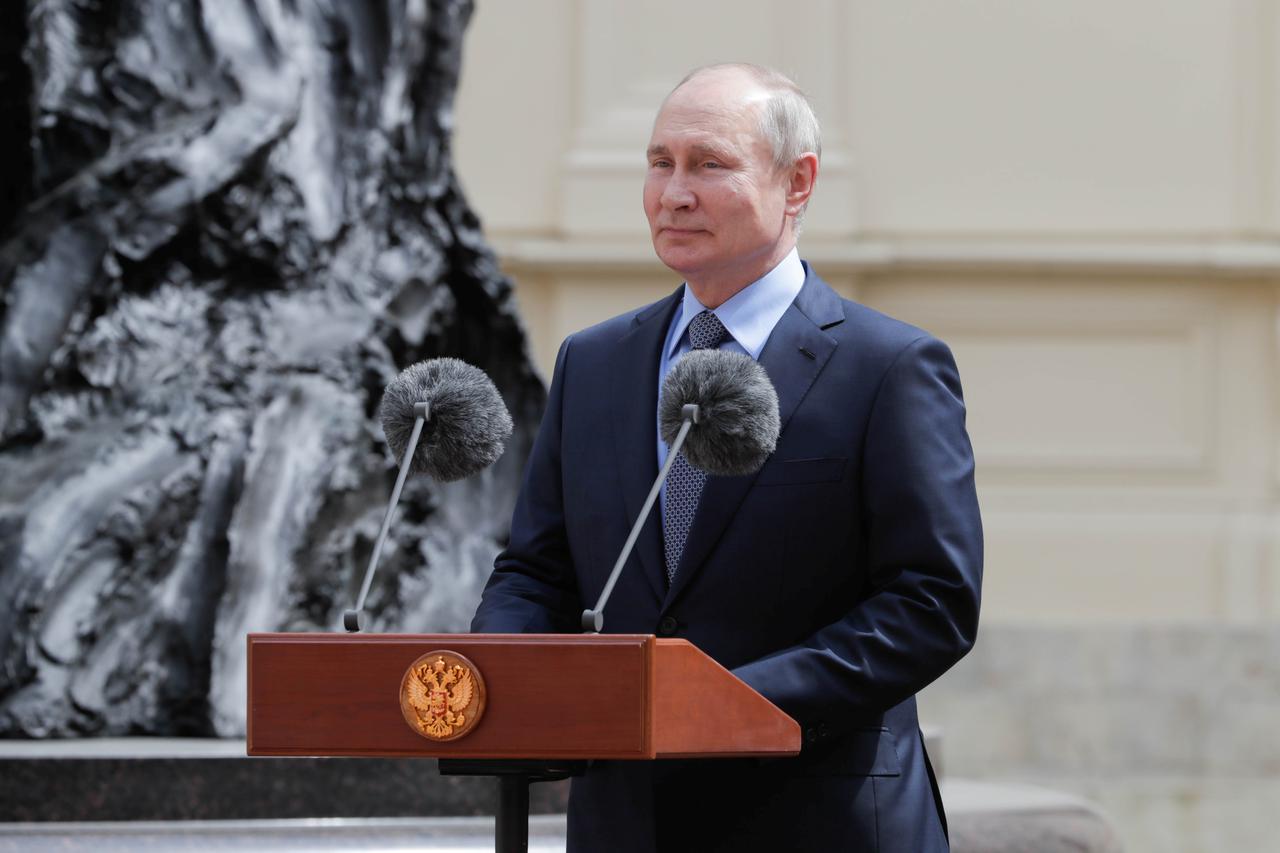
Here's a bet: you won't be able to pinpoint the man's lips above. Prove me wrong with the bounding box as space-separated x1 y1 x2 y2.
658 226 706 236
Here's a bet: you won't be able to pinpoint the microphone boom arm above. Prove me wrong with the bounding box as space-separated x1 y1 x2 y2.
581 403 699 633
344 401 430 632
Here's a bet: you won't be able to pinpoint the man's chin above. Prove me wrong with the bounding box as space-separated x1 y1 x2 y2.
653 238 713 273
652 247 705 278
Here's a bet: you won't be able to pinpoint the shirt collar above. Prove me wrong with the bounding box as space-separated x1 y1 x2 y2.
667 247 805 360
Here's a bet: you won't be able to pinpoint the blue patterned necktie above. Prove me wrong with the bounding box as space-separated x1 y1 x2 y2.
663 310 729 583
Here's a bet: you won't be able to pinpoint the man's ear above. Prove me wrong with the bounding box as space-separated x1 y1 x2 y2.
783 152 819 217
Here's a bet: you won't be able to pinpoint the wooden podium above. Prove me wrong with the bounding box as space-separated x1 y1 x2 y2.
247 632 800 849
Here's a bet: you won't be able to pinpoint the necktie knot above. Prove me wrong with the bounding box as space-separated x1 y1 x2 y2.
688 310 728 351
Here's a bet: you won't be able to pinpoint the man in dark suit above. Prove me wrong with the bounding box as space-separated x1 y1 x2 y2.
472 63 982 853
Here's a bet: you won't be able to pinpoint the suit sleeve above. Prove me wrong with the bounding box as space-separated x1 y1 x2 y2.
470 336 583 634
732 335 982 727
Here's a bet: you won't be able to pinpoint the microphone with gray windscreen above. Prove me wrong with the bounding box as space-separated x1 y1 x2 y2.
657 348 781 476
581 349 780 632
344 358 514 632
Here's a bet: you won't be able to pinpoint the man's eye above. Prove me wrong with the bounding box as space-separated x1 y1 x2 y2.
702 161 722 169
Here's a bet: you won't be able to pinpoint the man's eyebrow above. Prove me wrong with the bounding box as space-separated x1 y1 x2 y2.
645 143 735 160
688 143 732 160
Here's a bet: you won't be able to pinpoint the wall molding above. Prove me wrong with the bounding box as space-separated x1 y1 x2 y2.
494 236 1280 277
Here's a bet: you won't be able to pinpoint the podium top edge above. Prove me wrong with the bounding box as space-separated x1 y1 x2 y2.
246 633 664 645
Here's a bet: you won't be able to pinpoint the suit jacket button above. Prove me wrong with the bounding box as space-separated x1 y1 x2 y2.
657 616 679 636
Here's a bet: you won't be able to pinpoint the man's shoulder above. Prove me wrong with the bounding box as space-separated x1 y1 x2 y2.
802 267 942 357
840 297 936 349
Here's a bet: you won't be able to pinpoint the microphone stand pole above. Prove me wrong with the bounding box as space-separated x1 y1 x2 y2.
344 402 428 633
581 403 699 632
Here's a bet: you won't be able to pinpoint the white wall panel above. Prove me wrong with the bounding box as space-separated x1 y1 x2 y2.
981 509 1223 622
861 277 1221 478
453 0 574 233
845 0 1248 234
954 331 1211 472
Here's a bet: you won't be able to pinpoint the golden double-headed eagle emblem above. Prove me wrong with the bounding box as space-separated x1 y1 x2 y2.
399 651 486 741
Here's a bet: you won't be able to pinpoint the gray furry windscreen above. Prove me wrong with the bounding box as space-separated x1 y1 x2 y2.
379 358 514 482
659 349 780 477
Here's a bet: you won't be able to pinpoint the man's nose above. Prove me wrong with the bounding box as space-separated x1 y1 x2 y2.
661 171 696 210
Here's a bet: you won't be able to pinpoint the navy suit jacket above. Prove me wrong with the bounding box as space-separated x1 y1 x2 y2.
472 265 982 853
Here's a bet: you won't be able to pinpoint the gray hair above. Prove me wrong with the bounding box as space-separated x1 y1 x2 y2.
672 63 822 224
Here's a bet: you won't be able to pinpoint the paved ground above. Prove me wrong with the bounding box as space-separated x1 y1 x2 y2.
0 781 1122 852
0 815 568 852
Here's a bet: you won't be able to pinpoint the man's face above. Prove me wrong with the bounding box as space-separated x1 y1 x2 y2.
644 72 793 293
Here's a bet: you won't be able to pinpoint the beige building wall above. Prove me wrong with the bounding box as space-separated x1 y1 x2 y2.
453 2 1280 850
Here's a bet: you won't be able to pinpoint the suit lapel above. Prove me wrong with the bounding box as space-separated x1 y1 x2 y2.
664 267 844 609
611 290 683 604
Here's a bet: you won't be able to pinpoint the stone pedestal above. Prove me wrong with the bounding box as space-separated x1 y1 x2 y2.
0 739 568 822
946 780 1123 853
